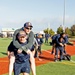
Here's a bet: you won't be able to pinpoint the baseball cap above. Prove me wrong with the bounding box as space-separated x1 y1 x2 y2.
18 30 26 37
24 22 33 28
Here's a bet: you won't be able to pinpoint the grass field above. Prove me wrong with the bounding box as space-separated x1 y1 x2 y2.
3 56 75 75
0 38 75 75
0 38 52 57
0 38 12 57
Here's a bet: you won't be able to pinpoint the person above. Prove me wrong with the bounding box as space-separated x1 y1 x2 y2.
51 33 68 55
35 33 43 60
13 22 34 51
54 36 64 62
8 22 36 75
8 30 32 75
31 37 38 57
45 33 50 43
57 33 68 54
51 34 60 54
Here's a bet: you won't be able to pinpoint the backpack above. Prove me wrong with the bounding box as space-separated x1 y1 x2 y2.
63 54 71 61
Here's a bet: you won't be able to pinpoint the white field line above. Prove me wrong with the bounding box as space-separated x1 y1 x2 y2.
70 60 75 63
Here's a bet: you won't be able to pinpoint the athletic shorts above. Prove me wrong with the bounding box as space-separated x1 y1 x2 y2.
14 59 30 75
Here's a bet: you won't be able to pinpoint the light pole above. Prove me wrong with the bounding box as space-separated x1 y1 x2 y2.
63 0 65 32
48 23 50 34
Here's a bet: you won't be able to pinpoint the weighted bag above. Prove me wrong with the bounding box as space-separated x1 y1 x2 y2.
63 54 71 61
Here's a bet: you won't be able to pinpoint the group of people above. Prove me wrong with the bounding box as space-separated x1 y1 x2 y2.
7 22 38 75
51 33 69 62
7 21 72 75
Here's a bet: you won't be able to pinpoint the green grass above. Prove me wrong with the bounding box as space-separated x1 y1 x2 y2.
0 38 52 57
36 55 75 75
0 38 12 57
41 38 52 50
1 38 75 75
41 42 52 50
35 55 75 75
36 60 75 75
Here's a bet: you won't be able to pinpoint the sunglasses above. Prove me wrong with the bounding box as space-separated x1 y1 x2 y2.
25 27 32 30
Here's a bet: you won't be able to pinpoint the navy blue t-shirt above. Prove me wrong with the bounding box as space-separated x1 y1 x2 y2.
8 41 30 63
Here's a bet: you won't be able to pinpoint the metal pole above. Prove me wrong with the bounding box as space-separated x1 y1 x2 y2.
48 23 50 34
63 0 65 32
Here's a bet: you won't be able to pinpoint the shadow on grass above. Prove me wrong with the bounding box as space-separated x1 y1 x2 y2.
0 52 7 55
39 56 54 61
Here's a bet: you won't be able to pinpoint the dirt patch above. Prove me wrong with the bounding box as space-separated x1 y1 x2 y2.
0 43 75 75
0 57 9 75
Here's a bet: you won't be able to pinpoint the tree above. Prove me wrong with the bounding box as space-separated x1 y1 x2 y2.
57 26 63 34
70 25 75 36
49 29 55 36
65 27 72 37
43 28 55 36
43 28 49 33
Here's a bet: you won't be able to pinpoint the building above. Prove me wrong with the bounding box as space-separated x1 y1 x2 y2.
1 28 18 37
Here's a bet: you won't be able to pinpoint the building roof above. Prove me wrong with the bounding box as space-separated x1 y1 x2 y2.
1 28 18 32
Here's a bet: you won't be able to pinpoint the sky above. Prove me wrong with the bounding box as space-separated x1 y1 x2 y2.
0 0 75 33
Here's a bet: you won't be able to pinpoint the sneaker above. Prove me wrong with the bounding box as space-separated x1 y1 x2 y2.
59 59 63 62
54 59 58 62
51 51 54 55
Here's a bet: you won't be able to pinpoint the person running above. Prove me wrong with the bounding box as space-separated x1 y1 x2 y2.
8 30 32 75
8 22 36 75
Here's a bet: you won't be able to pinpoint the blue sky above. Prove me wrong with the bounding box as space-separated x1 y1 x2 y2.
0 0 75 32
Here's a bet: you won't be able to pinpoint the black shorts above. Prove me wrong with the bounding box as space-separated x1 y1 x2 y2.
14 59 30 75
31 45 35 51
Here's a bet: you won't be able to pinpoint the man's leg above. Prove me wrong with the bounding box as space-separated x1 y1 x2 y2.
8 52 15 75
34 50 38 58
14 62 21 75
47 39 48 43
38 45 42 55
23 73 29 75
9 56 15 75
54 47 58 62
51 44 55 54
63 45 66 54
26 50 36 75
30 52 36 75
59 47 64 61
22 61 30 75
